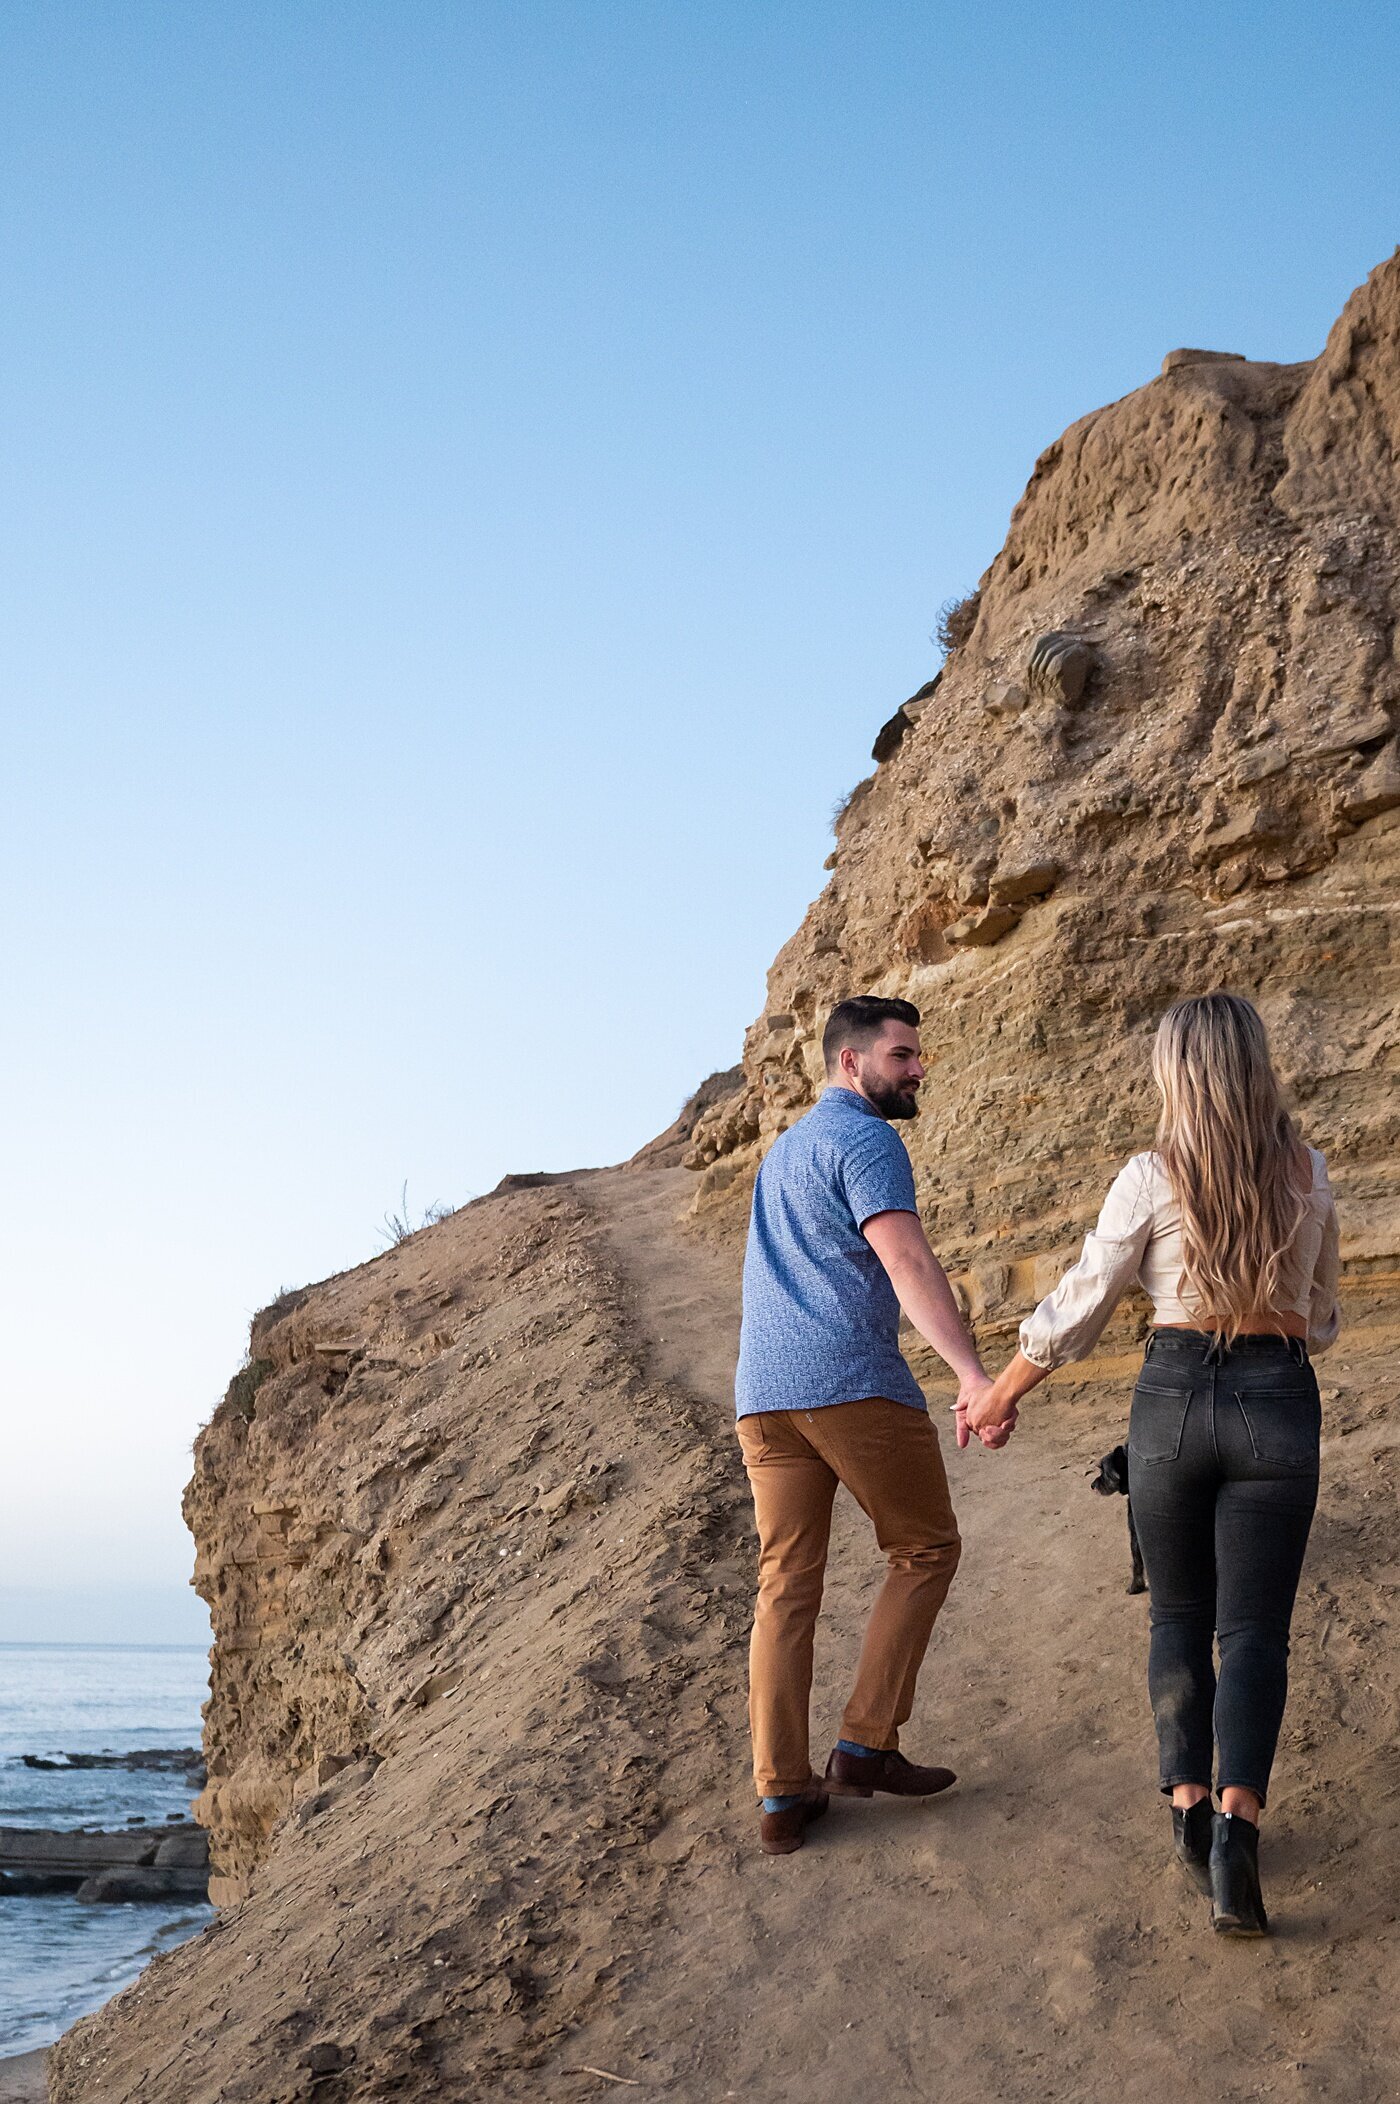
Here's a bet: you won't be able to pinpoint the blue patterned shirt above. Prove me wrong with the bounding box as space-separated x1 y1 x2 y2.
734 1087 927 1418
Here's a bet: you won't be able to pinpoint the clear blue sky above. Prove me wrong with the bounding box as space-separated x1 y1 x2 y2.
3 1 1397 1641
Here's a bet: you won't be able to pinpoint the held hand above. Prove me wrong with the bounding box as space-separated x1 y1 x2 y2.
952 1393 1019 1450
952 1369 993 1451
966 1372 1018 1440
976 1403 1018 1450
961 1348 1045 1452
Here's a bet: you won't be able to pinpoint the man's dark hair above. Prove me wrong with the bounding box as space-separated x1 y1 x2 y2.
822 995 921 1071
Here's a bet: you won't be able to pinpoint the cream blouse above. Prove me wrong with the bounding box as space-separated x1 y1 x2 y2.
1019 1149 1341 1370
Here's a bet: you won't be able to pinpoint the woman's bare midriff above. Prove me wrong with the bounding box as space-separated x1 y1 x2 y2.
1154 1311 1309 1341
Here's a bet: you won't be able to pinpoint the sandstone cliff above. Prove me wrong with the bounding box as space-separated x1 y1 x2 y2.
688 254 1400 1356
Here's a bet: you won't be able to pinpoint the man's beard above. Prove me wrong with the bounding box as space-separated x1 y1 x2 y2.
864 1076 920 1121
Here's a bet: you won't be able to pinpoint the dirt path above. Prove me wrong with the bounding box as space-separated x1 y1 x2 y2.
568 1166 1400 2104
593 1166 743 1416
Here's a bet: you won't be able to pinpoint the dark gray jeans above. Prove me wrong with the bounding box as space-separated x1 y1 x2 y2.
1127 1330 1320 1805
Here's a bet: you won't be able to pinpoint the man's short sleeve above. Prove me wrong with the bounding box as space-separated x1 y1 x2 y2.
841 1127 918 1230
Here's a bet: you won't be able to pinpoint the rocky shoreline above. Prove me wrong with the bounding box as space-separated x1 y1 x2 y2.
18 1748 204 1778
0 1746 209 1903
0 1819 208 1903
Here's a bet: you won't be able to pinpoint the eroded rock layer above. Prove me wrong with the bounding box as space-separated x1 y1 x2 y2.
688 254 1400 1348
51 1179 755 2100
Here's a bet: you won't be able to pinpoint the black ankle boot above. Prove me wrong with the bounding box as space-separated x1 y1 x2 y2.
1210 1811 1268 1936
1172 1799 1213 1896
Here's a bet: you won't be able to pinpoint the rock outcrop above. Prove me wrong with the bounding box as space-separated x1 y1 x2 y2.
179 1179 740 1914
627 1064 744 1169
687 251 1400 1352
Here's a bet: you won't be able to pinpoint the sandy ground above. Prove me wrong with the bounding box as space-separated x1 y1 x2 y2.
0 2052 47 2104
545 1167 1400 2103
47 1165 1400 2103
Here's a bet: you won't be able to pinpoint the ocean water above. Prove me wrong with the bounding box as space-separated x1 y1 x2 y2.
0 1643 213 2056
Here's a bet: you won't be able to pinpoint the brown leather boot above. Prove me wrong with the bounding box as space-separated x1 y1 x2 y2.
759 1781 830 1856
824 1746 956 1798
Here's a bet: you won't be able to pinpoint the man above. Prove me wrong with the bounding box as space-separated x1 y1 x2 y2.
734 994 1011 1855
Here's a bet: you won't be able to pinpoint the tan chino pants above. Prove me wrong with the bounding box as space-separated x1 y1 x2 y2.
737 1397 962 1798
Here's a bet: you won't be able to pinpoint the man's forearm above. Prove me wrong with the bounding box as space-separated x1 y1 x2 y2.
886 1249 983 1380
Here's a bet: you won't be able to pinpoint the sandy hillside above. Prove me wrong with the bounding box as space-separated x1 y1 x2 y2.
49 1163 1400 2103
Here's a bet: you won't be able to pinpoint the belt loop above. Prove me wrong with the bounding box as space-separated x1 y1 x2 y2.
1145 1331 1157 1359
1204 1335 1223 1367
1289 1335 1306 1366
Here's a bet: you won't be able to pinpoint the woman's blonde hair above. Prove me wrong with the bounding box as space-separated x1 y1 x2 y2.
1152 992 1310 1339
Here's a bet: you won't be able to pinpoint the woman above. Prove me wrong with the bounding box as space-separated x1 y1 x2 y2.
968 992 1340 1937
